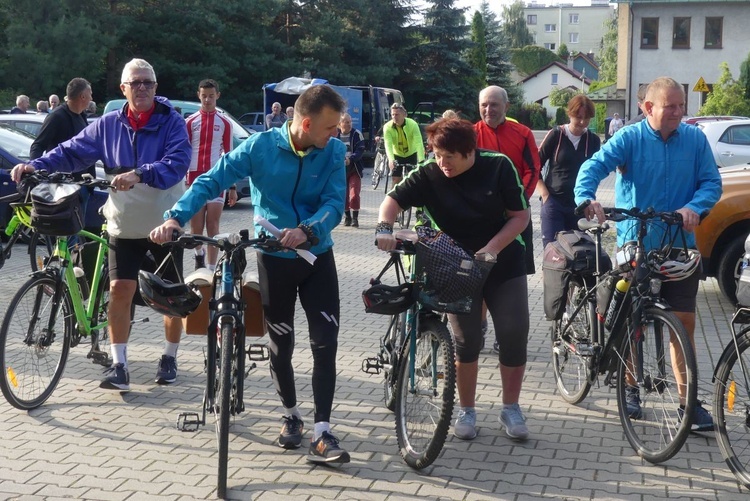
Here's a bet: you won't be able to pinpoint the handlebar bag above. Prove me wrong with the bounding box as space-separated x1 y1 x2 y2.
30 183 84 236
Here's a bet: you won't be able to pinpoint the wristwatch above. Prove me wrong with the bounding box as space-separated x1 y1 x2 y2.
133 168 143 182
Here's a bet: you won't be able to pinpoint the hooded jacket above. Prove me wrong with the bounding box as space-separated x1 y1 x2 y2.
28 96 191 238
166 122 345 258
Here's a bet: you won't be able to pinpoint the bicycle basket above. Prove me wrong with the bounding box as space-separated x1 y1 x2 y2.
30 183 84 236
415 227 495 314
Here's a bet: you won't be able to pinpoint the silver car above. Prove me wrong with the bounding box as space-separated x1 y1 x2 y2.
698 119 750 168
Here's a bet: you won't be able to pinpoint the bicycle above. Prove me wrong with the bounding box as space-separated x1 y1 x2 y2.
712 239 750 489
371 136 387 190
0 171 115 411
363 229 491 469
393 162 416 228
167 230 296 499
0 184 55 272
548 202 699 464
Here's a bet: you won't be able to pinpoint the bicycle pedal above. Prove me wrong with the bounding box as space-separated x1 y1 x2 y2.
247 343 269 361
361 357 383 375
87 349 113 367
177 412 202 432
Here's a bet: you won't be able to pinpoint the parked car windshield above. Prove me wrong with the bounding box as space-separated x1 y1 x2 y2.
0 124 33 162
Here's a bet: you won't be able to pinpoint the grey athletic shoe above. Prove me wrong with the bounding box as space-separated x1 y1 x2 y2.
499 403 529 441
454 408 478 440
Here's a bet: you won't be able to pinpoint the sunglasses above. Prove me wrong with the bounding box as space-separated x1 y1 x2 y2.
124 80 157 89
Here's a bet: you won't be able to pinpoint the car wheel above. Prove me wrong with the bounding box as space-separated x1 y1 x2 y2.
717 233 748 303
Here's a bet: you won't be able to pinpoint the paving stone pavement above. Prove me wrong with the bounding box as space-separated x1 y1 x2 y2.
0 170 747 500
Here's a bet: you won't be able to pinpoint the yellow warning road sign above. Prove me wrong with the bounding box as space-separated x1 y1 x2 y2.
693 77 710 93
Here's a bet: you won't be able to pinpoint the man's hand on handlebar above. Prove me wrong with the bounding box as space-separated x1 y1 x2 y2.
583 200 606 224
111 171 140 192
11 163 35 183
279 227 308 249
676 207 699 232
150 219 182 244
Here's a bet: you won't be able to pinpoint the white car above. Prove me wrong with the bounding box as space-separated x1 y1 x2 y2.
698 119 750 168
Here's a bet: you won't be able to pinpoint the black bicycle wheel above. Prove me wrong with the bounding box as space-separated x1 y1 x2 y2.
384 312 405 412
372 152 385 190
713 326 750 489
0 273 72 410
383 167 390 194
88 267 111 367
552 278 594 404
616 306 697 464
395 316 456 469
216 318 234 499
28 231 56 272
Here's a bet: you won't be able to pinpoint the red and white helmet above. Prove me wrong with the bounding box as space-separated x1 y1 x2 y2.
650 248 701 281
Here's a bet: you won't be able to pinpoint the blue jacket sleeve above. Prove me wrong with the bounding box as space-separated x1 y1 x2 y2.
165 135 253 225
301 144 346 239
29 124 103 173
684 133 722 216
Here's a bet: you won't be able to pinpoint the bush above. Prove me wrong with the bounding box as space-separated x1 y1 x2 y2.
595 103 607 135
555 107 567 125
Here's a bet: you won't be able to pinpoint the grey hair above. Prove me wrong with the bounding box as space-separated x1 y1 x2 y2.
479 86 508 104
121 58 156 83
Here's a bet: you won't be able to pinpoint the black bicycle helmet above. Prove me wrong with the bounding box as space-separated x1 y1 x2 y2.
138 270 202 318
362 282 416 315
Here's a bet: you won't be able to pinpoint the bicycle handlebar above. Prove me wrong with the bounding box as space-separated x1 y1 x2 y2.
164 229 301 254
20 170 113 191
574 200 684 226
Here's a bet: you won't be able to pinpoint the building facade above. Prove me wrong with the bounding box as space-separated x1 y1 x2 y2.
614 0 749 118
524 1 615 57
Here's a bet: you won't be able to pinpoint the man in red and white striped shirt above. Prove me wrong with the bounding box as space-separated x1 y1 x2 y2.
185 79 237 270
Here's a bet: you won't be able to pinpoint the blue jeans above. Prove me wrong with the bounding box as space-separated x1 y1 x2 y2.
540 195 579 248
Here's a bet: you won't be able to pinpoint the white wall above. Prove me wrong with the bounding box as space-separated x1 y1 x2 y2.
522 67 590 118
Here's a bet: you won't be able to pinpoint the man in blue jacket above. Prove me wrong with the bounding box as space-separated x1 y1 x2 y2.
574 76 722 431
151 84 350 464
12 58 191 391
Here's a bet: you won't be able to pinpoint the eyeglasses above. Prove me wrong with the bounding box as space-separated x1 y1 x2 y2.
123 80 157 89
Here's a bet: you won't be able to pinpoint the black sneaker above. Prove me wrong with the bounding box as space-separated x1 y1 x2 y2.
279 415 304 449
308 431 350 464
155 355 177 385
100 363 130 391
351 217 359 228
194 254 206 270
625 385 643 419
679 402 715 432
344 215 352 227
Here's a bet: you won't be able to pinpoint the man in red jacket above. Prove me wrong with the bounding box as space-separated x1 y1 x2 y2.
475 85 540 274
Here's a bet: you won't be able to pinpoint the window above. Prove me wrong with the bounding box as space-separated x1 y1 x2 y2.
641 18 659 48
672 17 690 48
720 125 750 146
569 13 579 24
545 24 556 33
527 14 537 25
705 17 723 48
569 33 579 44
551 73 558 85
544 43 556 50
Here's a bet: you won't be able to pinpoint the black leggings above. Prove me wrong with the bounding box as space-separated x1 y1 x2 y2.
257 250 340 423
449 273 529 366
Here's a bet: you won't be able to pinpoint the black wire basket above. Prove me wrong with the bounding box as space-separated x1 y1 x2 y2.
416 241 495 314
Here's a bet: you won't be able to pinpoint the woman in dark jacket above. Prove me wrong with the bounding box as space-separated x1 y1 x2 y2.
536 94 601 247
337 113 365 227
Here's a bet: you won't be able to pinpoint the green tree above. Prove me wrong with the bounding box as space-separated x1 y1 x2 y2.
479 1 522 106
501 0 533 49
511 46 562 76
403 0 477 113
699 62 750 117
598 9 618 84
557 43 570 62
468 11 488 92
739 52 750 100
549 87 578 107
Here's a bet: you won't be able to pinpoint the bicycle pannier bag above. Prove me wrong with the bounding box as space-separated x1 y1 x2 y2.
737 261 750 308
30 183 84 236
182 269 266 337
542 230 611 321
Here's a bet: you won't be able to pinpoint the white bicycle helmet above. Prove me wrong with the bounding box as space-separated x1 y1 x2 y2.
650 248 701 281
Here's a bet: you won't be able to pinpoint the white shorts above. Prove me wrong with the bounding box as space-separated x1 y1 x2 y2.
207 192 225 205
